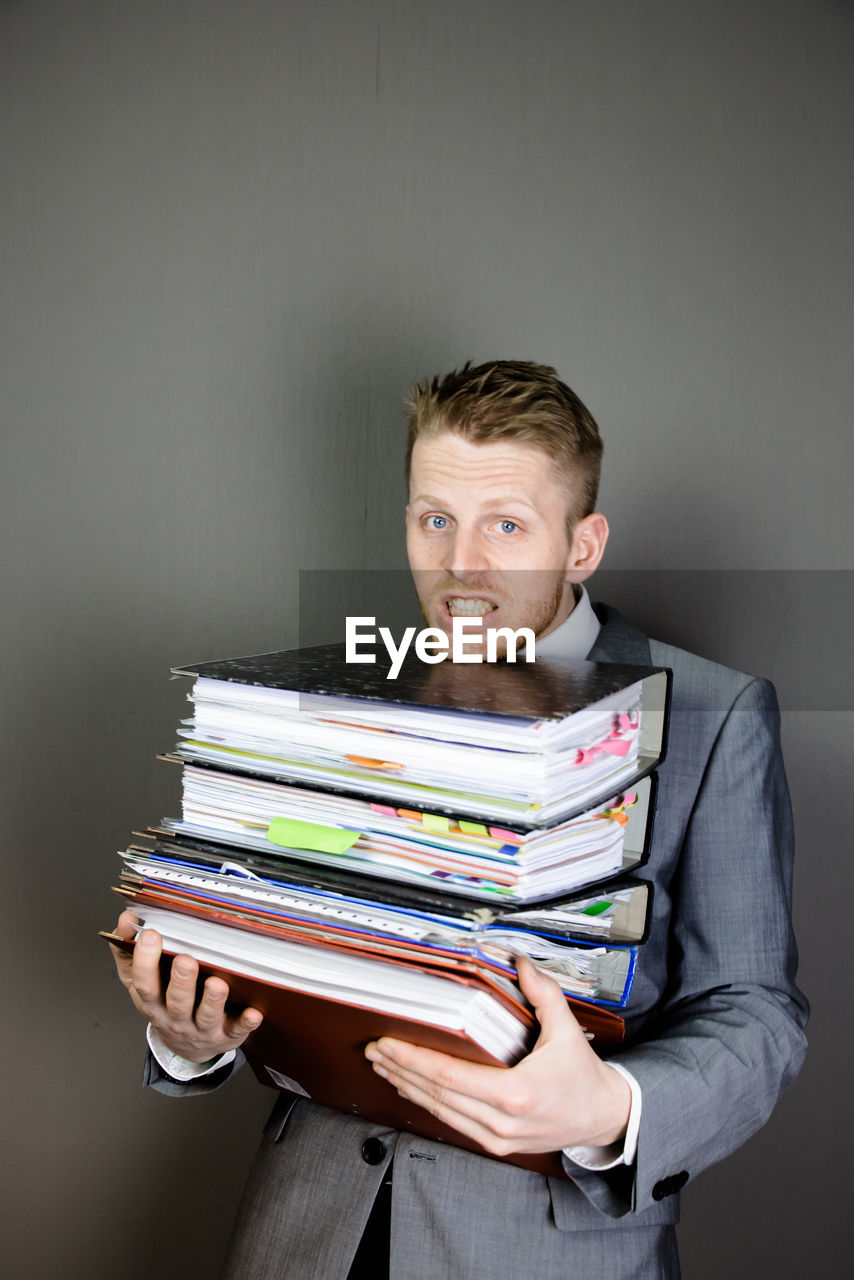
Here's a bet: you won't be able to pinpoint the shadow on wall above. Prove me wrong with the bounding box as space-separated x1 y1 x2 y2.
593 570 852 712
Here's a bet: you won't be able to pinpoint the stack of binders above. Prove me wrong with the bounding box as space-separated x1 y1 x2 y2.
105 643 670 1174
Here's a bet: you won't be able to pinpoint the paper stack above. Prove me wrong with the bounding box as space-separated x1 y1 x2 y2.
106 642 669 1174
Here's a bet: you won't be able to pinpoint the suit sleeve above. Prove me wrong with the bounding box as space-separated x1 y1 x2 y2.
143 1045 246 1097
567 677 809 1216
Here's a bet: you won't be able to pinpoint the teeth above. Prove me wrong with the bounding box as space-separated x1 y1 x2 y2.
447 598 497 617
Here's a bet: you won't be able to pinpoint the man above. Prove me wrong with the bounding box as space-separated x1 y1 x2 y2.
111 361 808 1278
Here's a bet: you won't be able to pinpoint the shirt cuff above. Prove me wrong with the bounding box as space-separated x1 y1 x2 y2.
562 1062 642 1171
146 1024 236 1082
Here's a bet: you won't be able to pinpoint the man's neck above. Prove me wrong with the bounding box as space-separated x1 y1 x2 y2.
534 585 601 660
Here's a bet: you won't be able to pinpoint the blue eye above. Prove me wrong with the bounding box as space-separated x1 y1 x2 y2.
427 515 448 530
499 520 517 534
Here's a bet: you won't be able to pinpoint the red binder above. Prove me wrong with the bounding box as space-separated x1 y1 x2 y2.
103 929 624 1179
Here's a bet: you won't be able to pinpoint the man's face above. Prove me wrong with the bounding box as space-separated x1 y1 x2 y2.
406 431 586 644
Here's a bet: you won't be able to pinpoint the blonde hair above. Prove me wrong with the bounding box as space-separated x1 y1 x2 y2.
405 360 603 524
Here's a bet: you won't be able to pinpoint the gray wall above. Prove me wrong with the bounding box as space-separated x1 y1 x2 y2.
1 2 851 1276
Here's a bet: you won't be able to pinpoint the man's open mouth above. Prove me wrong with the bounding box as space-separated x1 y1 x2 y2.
445 597 499 617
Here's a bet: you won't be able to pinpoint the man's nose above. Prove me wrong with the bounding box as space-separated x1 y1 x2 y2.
443 527 491 579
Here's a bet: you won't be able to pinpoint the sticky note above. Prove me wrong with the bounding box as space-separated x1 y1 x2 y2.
459 820 488 836
370 803 398 817
581 900 611 916
266 817 360 855
421 813 451 833
345 754 403 770
488 827 521 843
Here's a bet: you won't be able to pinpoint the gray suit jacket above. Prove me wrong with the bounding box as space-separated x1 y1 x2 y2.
147 604 808 1279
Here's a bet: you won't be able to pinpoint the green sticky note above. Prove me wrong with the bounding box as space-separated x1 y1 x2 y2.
266 817 360 855
459 820 489 836
421 812 452 833
581 900 611 916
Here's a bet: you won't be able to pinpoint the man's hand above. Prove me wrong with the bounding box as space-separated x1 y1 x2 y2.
109 910 263 1064
364 955 630 1157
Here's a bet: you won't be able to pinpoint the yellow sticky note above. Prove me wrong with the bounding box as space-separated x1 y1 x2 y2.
266 817 360 855
459 820 488 836
421 812 452 833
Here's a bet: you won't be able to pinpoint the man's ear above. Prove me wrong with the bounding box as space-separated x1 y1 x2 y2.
565 513 609 583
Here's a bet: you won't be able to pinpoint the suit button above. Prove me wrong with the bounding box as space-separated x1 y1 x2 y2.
361 1138 386 1166
652 1172 689 1200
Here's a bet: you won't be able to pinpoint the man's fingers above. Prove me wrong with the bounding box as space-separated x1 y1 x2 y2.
163 954 202 1022
366 1040 512 1111
107 918 262 1059
129 928 165 1007
108 911 141 986
515 955 586 1049
116 910 141 940
375 1056 530 1133
181 974 263 1046
224 1005 264 1041
112 920 263 1053
192 975 230 1030
367 1055 538 1157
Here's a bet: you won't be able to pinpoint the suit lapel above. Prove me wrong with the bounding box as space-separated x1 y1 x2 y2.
587 602 652 665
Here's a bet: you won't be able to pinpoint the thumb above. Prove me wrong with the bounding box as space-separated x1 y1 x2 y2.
108 910 141 985
516 955 585 1049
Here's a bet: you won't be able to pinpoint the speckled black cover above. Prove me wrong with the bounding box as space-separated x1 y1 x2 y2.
173 642 668 724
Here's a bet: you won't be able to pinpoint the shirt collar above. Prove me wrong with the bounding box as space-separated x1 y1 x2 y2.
532 584 601 661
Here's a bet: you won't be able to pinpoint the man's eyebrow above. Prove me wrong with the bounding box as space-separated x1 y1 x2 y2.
479 496 540 514
408 493 448 508
409 493 540 513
